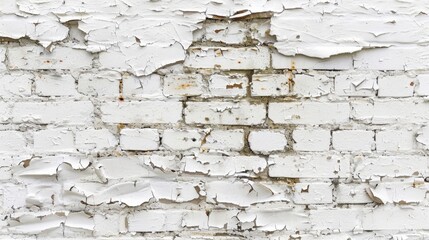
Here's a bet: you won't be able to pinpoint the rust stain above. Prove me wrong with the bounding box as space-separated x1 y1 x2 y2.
176 83 194 90
226 82 243 89
21 159 31 168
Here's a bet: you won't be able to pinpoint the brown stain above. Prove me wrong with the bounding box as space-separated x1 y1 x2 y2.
117 123 126 132
21 159 31 168
214 29 224 33
226 82 243 89
410 81 415 86
288 61 296 91
176 83 194 90
118 77 124 101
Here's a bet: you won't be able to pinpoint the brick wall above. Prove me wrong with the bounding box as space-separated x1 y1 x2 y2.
1 1 429 239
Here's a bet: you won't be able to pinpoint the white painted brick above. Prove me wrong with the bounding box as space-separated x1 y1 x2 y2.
376 130 414 151
185 101 266 125
416 74 429 96
8 46 93 70
353 46 429 70
127 210 207 232
35 73 78 97
33 129 75 153
122 74 164 99
76 129 118 152
193 22 247 44
185 47 270 70
310 209 361 231
292 74 331 97
163 74 204 97
0 72 32 97
251 74 289 97
0 46 5 70
335 184 372 204
272 51 353 70
78 71 120 97
208 74 247 97
100 101 182 124
416 126 429 150
120 128 159 151
351 100 429 124
293 183 333 204
415 74 429 96
292 129 331 152
269 154 350 178
362 206 429 230
201 129 244 152
93 214 120 237
162 129 203 151
332 130 374 151
12 101 93 125
205 181 287 207
353 155 428 180
182 154 266 177
0 131 26 153
334 72 377 97
248 130 287 154
269 102 349 125
377 75 414 97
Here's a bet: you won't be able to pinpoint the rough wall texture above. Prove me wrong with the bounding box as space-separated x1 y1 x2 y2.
1 0 429 239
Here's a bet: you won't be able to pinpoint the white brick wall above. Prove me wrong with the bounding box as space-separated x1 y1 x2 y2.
0 1 427 239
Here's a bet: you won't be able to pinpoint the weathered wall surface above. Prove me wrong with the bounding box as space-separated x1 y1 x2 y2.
1 0 429 239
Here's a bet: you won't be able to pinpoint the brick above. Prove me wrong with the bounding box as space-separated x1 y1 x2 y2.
310 209 361 231
185 101 266 125
208 74 248 97
377 75 414 97
76 129 118 152
334 72 377 97
416 74 429 96
12 101 93 125
93 214 121 237
0 131 26 153
248 130 287 154
0 72 32 97
122 74 164 99
184 47 270 70
8 46 93 70
33 129 75 153
351 100 429 124
292 74 332 97
272 50 353 70
362 206 429 230
201 129 244 152
205 181 287 207
353 155 428 180
127 210 207 232
251 74 289 97
0 46 5 70
335 184 372 204
78 71 120 97
163 74 204 97
162 129 203 151
35 73 78 97
182 154 267 177
193 21 247 44
268 154 350 178
353 46 429 70
332 130 374 151
269 102 349 125
376 130 414 151
293 183 333 204
417 126 429 150
120 128 159 151
100 101 182 124
292 129 331 152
